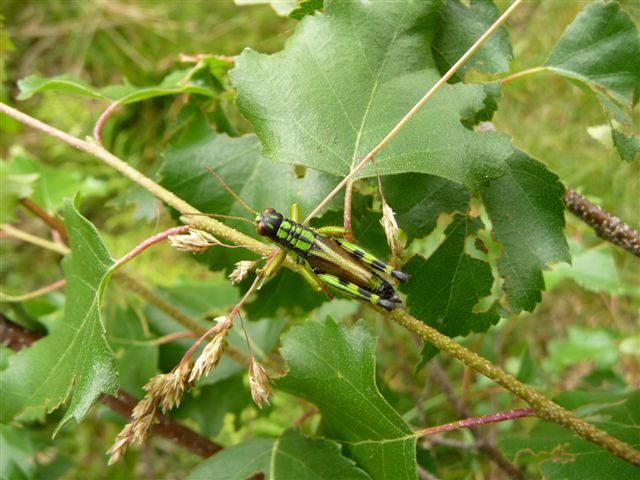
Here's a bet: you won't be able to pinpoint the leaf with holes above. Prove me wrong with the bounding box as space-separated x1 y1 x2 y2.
499 390 640 480
480 151 569 313
401 214 499 341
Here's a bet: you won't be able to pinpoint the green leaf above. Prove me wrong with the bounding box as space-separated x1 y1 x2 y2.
289 0 323 20
278 318 416 480
17 68 217 103
17 74 109 101
0 201 118 428
105 306 159 396
230 1 513 188
612 129 640 162
499 390 640 480
545 1 640 110
0 425 36 480
189 438 272 480
543 326 618 375
432 0 512 77
383 173 470 240
480 150 569 313
4 148 85 214
158 114 339 273
0 162 37 223
402 214 499 339
159 123 340 223
545 241 638 298
189 429 371 479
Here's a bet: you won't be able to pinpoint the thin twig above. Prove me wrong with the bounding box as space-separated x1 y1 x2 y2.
0 279 66 303
19 198 68 241
94 101 122 144
0 223 69 255
112 225 190 270
564 187 640 258
0 315 222 459
499 66 546 85
304 0 524 224
417 408 535 438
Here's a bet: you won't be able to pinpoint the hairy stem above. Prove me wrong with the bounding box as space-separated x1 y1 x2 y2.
0 102 264 254
391 309 640 467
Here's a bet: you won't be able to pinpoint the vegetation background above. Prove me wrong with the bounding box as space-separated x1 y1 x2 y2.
1 1 638 479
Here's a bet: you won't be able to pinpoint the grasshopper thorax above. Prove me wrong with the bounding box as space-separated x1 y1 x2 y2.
255 208 284 239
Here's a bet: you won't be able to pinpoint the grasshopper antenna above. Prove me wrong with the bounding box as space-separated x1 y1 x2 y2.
205 166 258 215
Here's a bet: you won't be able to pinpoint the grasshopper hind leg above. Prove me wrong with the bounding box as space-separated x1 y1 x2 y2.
316 273 396 311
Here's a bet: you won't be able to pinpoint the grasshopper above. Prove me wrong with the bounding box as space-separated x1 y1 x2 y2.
255 203 409 311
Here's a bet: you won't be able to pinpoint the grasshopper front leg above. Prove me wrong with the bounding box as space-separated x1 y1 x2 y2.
260 248 287 278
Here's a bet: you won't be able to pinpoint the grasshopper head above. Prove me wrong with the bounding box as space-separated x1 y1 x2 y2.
255 208 283 239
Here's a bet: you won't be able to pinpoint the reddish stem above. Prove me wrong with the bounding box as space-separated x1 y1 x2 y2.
113 225 190 270
417 408 536 438
93 101 121 145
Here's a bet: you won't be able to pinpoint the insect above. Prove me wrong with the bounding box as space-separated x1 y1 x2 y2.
204 167 409 310
255 204 409 311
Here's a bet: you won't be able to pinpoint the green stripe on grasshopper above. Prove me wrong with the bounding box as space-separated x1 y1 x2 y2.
334 239 410 283
316 273 395 311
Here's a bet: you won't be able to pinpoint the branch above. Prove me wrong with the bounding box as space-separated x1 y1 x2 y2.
391 309 640 467
4 102 638 467
564 187 640 258
0 102 273 260
417 408 535 438
0 315 222 459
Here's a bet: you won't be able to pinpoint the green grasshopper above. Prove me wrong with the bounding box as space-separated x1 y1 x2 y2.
204 167 409 310
254 203 409 311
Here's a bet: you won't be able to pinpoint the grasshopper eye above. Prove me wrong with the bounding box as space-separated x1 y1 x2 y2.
256 220 268 236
